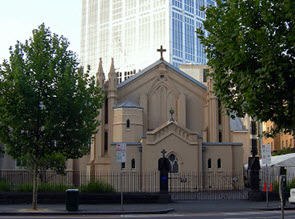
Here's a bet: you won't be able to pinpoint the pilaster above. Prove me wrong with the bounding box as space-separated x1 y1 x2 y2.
107 58 118 155
207 77 218 142
139 93 148 133
177 93 186 128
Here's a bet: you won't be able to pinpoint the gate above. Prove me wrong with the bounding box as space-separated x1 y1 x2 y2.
169 172 249 200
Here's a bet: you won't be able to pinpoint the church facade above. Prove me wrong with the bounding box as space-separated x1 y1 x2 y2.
85 57 244 177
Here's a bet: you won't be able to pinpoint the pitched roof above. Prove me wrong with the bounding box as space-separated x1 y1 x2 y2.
230 116 247 132
113 100 143 109
148 120 199 136
117 59 207 90
244 153 295 168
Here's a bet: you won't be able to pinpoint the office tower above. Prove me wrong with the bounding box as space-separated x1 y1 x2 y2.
80 0 216 82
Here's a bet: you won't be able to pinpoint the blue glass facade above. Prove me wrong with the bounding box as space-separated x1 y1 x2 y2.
172 12 183 59
171 0 215 68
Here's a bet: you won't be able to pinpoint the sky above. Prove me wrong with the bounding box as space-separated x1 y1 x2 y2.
0 0 81 62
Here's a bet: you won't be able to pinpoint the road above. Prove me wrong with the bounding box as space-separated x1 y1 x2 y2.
1 210 295 219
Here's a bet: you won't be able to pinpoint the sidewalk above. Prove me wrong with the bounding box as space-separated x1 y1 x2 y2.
0 200 294 216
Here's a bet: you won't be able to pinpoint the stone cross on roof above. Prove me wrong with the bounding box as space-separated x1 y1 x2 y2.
161 149 167 158
157 45 166 60
170 108 175 121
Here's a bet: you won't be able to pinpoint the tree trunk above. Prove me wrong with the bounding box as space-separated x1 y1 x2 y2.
32 162 39 210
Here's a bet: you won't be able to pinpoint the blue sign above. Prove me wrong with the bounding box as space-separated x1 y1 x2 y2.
161 176 167 181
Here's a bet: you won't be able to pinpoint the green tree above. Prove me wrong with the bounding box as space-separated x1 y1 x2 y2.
197 0 295 135
18 152 67 181
0 24 105 209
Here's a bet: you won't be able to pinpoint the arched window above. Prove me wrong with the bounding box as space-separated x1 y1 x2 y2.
208 158 212 169
131 159 135 169
217 158 222 169
168 154 178 173
121 162 126 170
104 98 108 124
219 131 222 142
104 131 108 152
126 119 130 128
218 99 222 124
251 121 257 135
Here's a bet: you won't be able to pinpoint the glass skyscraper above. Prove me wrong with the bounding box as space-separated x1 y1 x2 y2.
81 0 216 82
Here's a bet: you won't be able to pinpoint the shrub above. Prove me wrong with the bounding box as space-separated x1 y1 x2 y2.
0 180 11 192
14 182 73 192
38 182 69 192
287 178 295 193
14 183 33 192
244 179 250 188
272 178 295 194
80 180 115 193
272 181 279 192
272 148 295 156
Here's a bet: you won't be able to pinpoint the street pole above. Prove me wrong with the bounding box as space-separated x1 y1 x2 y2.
266 164 269 207
120 169 123 212
116 143 126 212
279 175 286 219
281 194 284 219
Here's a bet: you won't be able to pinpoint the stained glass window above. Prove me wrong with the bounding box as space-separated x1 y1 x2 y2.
168 154 179 173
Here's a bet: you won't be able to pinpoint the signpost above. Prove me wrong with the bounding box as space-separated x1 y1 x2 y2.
116 143 126 211
261 144 271 165
116 143 126 163
261 144 271 206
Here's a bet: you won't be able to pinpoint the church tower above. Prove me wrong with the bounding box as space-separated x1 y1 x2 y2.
94 58 106 158
205 74 231 143
88 58 111 174
112 101 144 143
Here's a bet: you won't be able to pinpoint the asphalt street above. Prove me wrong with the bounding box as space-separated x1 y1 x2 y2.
0 200 295 218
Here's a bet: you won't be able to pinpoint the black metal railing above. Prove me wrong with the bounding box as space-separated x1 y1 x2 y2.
0 170 160 193
168 171 248 200
1 169 293 200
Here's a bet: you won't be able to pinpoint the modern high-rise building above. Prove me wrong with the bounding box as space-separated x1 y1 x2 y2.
80 0 216 82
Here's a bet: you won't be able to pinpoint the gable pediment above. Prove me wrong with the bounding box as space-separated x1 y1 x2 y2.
117 60 207 91
146 121 199 145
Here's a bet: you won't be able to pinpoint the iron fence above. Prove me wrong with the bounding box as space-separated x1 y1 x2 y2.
246 168 295 192
169 171 248 200
80 171 160 192
0 170 77 190
1 169 295 200
0 170 160 192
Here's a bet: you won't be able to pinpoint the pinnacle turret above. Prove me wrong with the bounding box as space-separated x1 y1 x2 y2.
108 58 117 90
108 58 116 78
96 58 105 88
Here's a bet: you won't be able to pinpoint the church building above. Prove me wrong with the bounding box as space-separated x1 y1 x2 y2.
85 55 245 177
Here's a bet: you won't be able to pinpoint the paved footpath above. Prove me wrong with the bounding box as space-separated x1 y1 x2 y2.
0 200 294 216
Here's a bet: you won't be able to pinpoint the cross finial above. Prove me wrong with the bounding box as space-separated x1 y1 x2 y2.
157 45 166 60
169 108 174 121
161 149 167 158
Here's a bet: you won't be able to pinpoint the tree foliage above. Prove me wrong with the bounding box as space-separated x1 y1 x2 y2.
0 23 105 209
197 0 295 135
272 147 295 156
18 152 67 176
